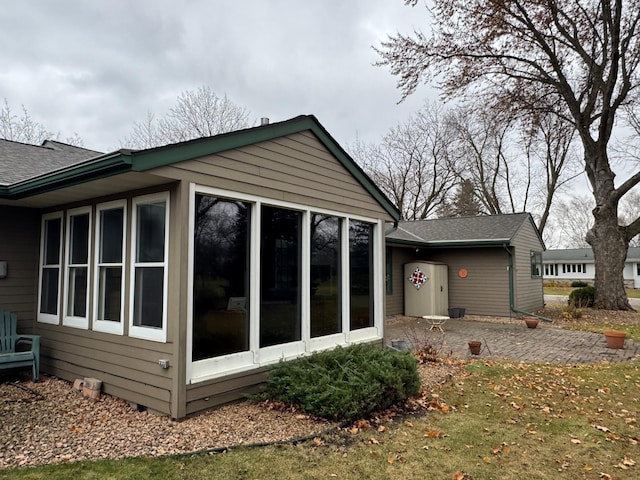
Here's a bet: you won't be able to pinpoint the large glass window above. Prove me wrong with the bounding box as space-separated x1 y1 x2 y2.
130 194 169 341
349 220 374 330
94 202 125 334
193 195 251 360
260 206 302 347
64 208 91 327
39 213 63 323
310 214 341 337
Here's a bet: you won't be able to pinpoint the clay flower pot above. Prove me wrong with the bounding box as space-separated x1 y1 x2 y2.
604 330 626 349
524 317 539 329
468 341 482 355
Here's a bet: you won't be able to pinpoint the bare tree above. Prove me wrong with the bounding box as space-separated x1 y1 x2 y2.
0 99 82 146
351 102 457 220
377 0 640 310
446 104 580 238
122 86 251 148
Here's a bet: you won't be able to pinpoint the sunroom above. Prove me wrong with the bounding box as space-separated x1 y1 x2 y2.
1 115 400 418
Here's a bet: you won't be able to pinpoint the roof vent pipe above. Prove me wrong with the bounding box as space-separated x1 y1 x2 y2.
260 117 270 126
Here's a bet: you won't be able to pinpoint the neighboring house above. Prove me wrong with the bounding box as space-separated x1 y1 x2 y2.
0 115 400 418
542 247 640 288
386 213 545 318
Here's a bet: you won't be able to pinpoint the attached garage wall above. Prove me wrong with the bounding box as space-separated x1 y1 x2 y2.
0 206 39 333
387 246 512 318
512 222 545 313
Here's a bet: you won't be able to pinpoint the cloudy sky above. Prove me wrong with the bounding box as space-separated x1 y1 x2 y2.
0 0 436 153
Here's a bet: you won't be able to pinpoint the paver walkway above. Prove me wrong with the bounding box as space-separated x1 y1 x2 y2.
384 316 640 364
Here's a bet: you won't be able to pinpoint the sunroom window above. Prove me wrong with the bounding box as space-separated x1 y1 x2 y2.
94 201 126 334
130 193 169 341
260 205 302 348
349 220 374 330
310 214 341 337
192 194 251 360
38 212 63 324
63 208 91 328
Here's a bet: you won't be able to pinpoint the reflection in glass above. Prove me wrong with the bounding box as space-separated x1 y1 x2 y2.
310 215 341 337
193 195 250 361
349 221 374 330
260 206 301 347
133 267 164 328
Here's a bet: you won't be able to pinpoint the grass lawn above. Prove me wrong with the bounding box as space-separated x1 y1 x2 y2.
3 360 638 480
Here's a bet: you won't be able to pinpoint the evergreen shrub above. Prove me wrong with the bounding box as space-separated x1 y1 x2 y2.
263 343 421 421
571 280 588 288
568 286 595 307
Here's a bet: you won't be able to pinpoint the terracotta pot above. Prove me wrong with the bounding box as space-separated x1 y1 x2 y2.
524 317 539 329
468 341 482 355
604 330 626 349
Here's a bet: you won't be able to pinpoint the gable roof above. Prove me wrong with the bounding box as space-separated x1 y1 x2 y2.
543 247 640 262
0 139 103 186
387 212 544 248
0 115 401 221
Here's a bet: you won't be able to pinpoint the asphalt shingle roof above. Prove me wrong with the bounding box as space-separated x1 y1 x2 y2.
543 247 640 262
387 212 537 246
0 139 103 186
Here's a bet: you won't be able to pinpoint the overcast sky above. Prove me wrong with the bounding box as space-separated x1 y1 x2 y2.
0 0 436 153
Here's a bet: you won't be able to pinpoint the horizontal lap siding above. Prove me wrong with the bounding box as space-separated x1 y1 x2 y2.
38 324 175 414
425 249 511 317
513 222 544 313
152 132 392 220
387 247 416 316
185 368 269 416
0 206 39 332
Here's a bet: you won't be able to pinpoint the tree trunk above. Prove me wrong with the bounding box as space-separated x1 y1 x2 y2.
586 204 632 310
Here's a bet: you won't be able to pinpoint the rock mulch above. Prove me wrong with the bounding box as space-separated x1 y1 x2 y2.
1 360 461 470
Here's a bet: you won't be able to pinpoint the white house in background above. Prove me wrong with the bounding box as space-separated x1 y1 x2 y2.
542 247 640 288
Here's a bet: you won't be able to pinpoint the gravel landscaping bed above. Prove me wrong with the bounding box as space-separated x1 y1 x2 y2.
0 360 461 469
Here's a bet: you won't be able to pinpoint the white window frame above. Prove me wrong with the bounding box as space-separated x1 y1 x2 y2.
38 211 64 325
63 206 92 329
93 200 127 335
129 192 170 342
186 184 383 384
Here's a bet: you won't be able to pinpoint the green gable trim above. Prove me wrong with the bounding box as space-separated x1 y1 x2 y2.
387 238 511 248
1 153 132 199
0 115 400 221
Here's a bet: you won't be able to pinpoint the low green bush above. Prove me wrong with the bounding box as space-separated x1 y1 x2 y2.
571 280 589 288
568 286 595 307
263 343 421 421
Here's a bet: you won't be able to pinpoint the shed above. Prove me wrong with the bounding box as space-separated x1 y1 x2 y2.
0 115 400 418
386 213 545 318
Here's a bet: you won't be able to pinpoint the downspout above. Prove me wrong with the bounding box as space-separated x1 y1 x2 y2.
503 243 553 323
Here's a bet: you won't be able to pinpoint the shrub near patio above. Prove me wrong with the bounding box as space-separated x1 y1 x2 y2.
262 343 421 421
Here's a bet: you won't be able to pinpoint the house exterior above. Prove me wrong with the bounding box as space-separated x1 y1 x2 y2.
542 247 640 288
0 115 400 418
385 213 545 317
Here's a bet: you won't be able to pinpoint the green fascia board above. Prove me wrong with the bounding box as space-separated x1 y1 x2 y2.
129 115 401 221
387 238 511 248
1 153 132 199
1 115 401 221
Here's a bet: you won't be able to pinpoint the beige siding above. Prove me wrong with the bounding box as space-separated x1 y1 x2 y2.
512 221 545 313
386 247 415 316
32 184 181 417
0 206 39 333
387 246 512 317
151 132 393 221
425 248 512 317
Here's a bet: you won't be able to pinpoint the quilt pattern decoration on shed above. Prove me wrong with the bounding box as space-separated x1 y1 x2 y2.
408 267 428 290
